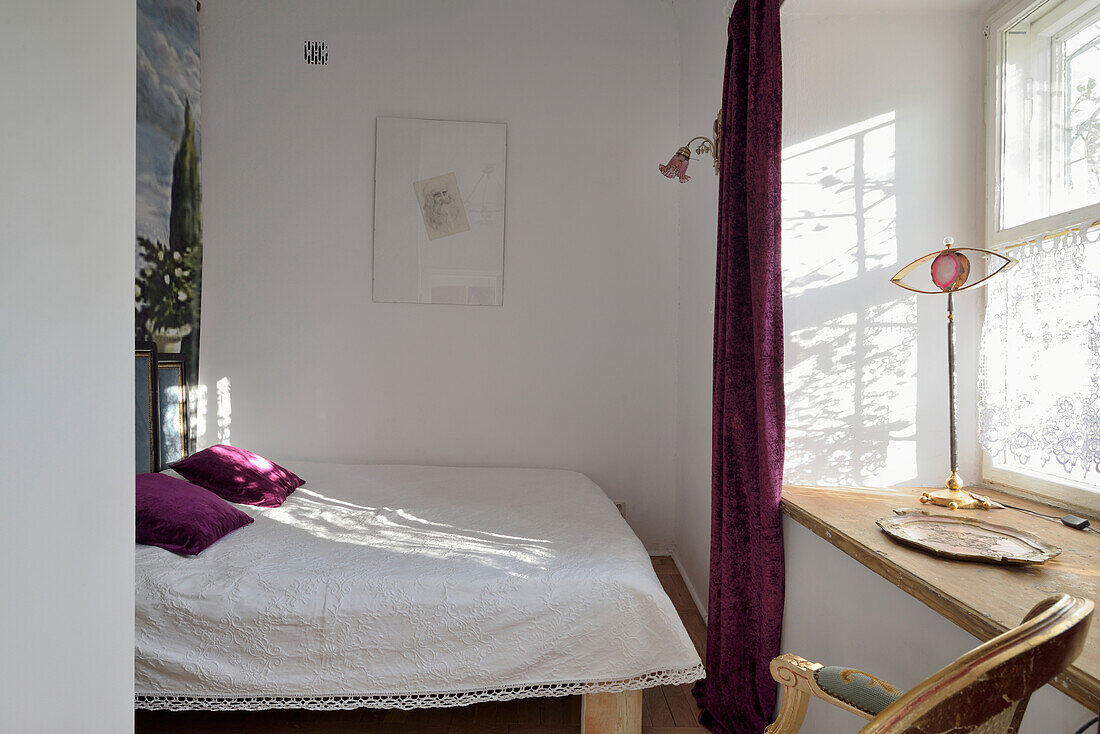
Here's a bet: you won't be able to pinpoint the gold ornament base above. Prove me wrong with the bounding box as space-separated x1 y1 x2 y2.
919 472 1002 510
919 472 1001 510
918 489 995 510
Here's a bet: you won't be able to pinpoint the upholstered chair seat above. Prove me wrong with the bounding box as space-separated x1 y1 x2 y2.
813 666 902 716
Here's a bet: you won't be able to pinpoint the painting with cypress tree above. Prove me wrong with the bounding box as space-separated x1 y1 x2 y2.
136 0 201 390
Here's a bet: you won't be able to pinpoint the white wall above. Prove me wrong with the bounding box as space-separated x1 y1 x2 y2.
672 0 726 613
780 12 984 493
0 2 135 732
672 2 1092 731
198 0 682 549
673 0 986 608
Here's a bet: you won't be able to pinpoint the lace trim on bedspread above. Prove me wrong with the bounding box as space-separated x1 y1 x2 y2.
135 663 706 711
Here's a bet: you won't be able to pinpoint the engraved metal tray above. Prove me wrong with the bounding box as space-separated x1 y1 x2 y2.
876 512 1062 565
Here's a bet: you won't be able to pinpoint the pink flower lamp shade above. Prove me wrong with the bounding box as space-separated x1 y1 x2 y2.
658 115 722 182
659 147 693 183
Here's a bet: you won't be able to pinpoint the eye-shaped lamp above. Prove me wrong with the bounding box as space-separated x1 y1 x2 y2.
891 237 1017 510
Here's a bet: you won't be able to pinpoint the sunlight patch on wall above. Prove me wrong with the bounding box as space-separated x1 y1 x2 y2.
783 112 897 298
782 112 918 487
785 301 917 486
216 377 232 445
193 382 207 447
194 378 233 449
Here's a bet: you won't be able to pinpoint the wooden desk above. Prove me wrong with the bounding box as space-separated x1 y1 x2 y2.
781 484 1100 711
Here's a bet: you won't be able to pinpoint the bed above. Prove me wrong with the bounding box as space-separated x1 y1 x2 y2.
134 346 705 731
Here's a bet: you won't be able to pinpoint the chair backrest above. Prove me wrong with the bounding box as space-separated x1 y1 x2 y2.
861 594 1093 734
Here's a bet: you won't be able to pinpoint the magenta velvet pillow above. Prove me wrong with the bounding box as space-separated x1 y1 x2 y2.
136 473 254 555
170 444 304 508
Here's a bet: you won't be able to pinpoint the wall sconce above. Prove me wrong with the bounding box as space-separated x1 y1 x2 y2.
658 112 722 183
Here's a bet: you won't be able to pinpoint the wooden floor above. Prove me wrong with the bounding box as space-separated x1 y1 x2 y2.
136 557 709 734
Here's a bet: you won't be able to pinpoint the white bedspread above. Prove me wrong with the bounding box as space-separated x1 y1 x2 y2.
135 463 704 710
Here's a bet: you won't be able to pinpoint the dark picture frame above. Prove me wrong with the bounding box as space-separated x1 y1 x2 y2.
156 353 190 466
135 341 159 474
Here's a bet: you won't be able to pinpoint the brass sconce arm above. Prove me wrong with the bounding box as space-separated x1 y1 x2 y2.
658 112 723 182
683 136 720 174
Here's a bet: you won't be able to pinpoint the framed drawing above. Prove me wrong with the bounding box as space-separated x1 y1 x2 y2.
373 117 506 305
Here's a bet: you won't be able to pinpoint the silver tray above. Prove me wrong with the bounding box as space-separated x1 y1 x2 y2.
876 512 1061 565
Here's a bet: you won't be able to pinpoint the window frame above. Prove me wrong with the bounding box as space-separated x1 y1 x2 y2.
982 0 1100 516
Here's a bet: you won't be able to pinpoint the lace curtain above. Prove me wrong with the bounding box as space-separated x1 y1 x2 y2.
978 221 1100 485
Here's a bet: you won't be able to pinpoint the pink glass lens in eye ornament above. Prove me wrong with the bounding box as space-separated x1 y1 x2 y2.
930 248 971 291
659 147 692 183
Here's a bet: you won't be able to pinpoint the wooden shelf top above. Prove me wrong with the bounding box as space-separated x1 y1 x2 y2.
781 484 1100 711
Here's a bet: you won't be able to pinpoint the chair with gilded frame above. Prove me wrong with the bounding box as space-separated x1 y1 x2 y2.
766 594 1093 734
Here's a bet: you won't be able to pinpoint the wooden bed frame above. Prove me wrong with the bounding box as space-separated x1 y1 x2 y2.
136 341 650 734
582 690 642 733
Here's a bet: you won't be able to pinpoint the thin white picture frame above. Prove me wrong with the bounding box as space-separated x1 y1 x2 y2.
372 117 507 306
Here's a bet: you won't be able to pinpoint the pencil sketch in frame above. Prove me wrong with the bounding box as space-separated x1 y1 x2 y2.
413 172 470 240
373 117 506 306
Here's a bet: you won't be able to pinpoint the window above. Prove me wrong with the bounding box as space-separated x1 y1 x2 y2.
998 0 1100 230
982 0 1100 514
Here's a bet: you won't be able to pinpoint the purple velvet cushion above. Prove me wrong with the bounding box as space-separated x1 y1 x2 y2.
136 473 254 555
170 444 304 508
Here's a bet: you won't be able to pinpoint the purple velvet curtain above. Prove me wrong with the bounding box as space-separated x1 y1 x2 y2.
693 1 786 733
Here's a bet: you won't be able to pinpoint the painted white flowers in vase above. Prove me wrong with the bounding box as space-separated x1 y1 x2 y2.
136 238 198 353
